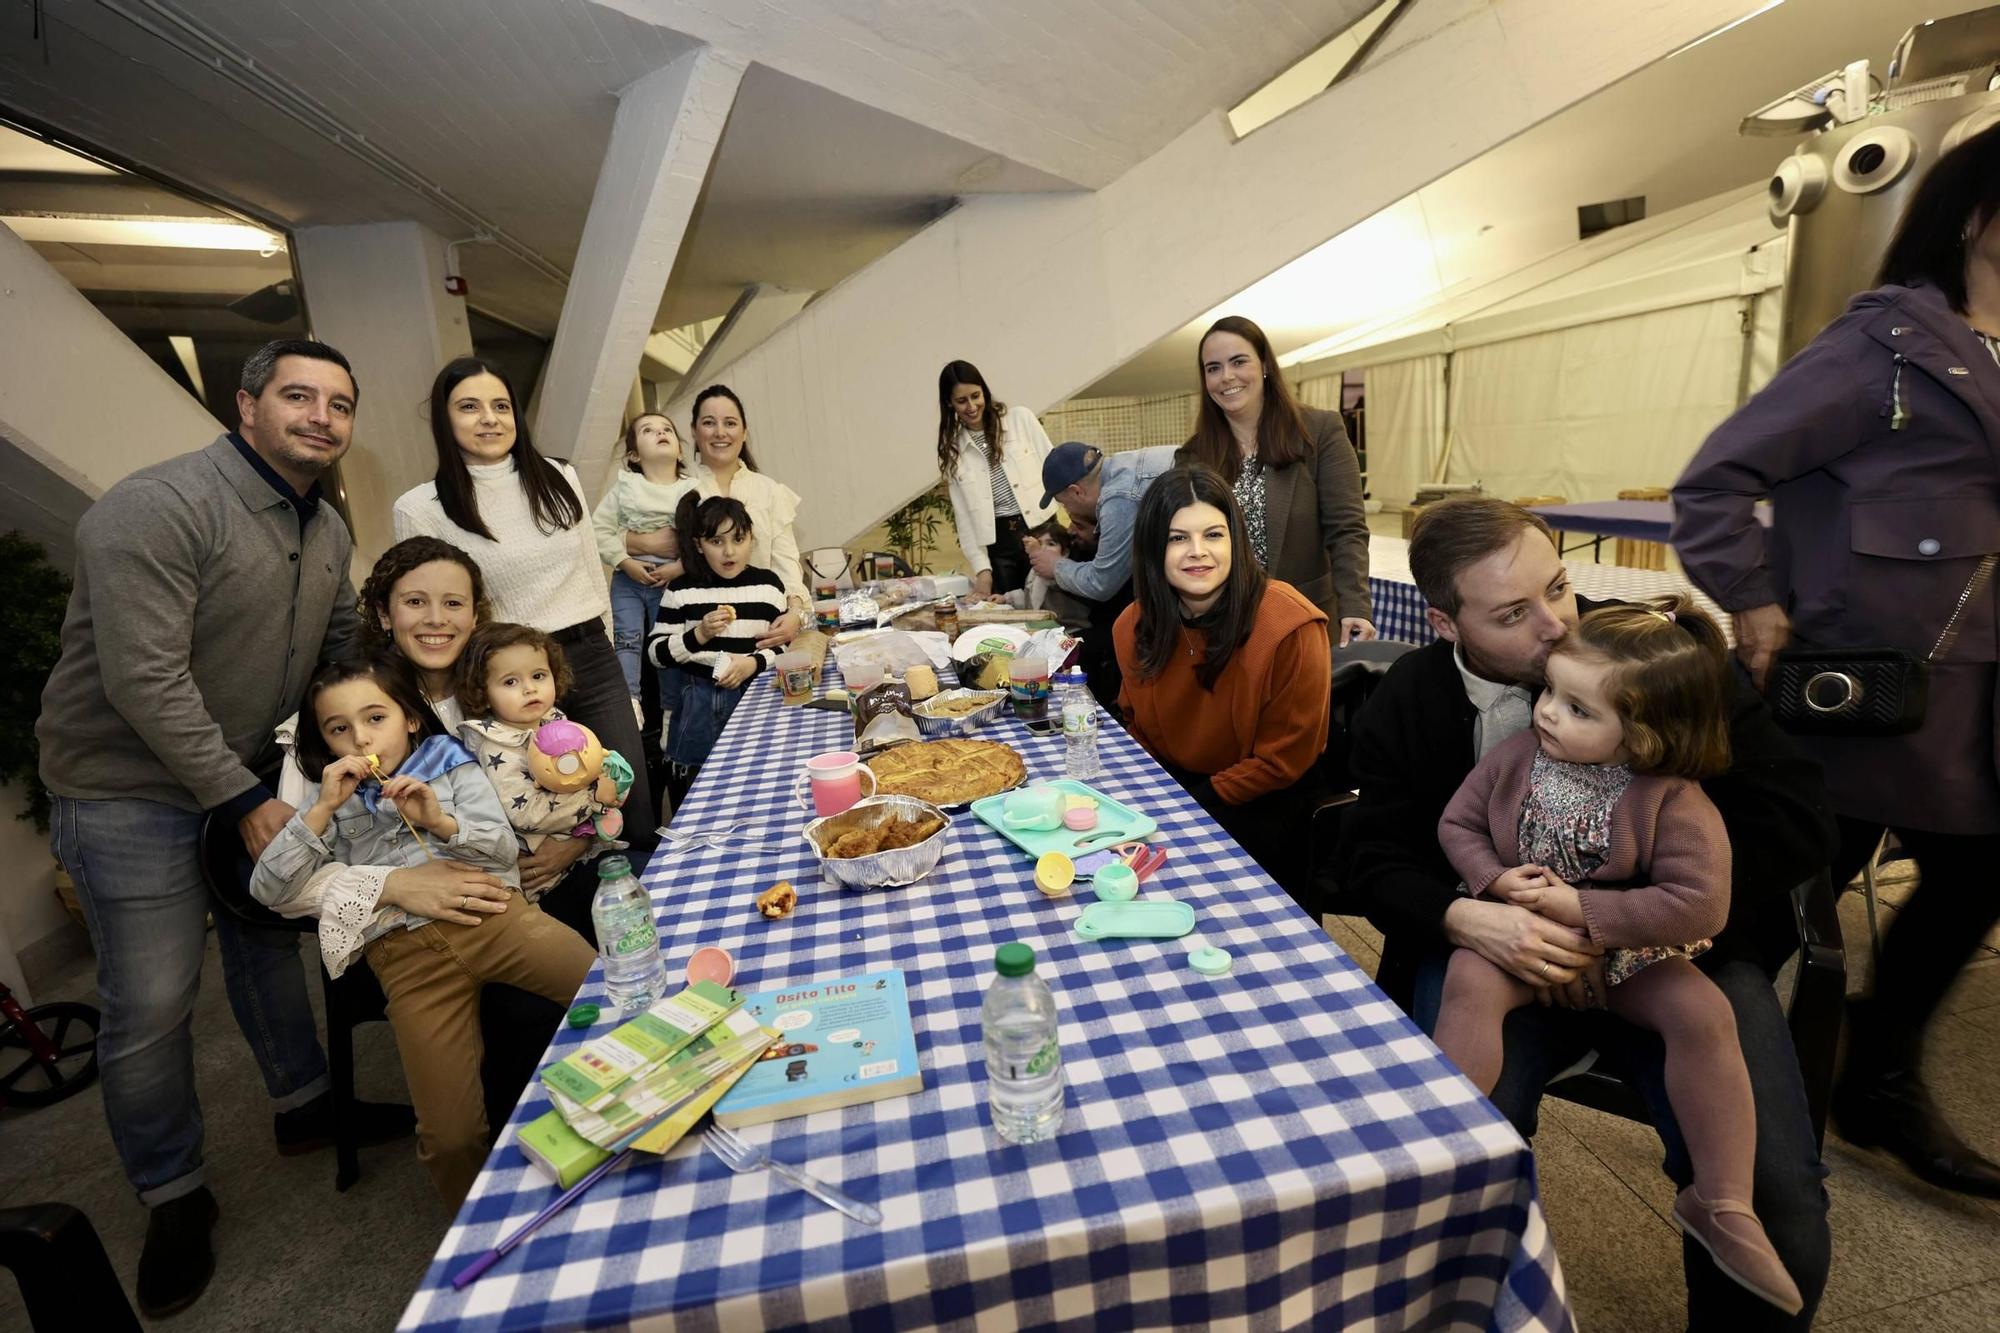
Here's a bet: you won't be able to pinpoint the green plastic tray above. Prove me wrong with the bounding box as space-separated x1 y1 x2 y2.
1074 900 1196 940
968 779 1157 862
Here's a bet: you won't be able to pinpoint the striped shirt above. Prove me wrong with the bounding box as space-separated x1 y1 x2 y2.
966 432 1021 518
647 566 787 682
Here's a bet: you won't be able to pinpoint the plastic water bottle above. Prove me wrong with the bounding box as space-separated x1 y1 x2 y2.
1058 667 1102 779
591 855 665 1012
983 943 1064 1143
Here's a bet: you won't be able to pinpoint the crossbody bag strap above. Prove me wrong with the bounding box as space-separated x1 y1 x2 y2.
1926 554 1999 662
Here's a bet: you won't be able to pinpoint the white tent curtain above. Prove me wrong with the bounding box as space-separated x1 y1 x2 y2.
1362 355 1446 507
1295 373 1342 412
1742 285 1784 400
1443 297 1747 502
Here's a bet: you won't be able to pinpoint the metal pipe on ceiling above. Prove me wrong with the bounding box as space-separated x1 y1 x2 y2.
94 0 572 287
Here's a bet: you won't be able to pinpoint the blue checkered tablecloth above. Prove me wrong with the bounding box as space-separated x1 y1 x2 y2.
400 668 1573 1332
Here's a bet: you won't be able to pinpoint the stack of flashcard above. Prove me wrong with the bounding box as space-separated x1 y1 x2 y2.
517 981 776 1187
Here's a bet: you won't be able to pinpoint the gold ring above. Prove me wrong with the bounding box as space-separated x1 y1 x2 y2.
1540 961 1551 977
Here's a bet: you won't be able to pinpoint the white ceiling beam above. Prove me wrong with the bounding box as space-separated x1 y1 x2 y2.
0 220 220 503
675 283 815 393
532 45 747 495
589 0 1366 189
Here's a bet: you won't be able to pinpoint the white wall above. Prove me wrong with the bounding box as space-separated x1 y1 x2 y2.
0 221 222 505
664 0 1754 551
292 221 473 571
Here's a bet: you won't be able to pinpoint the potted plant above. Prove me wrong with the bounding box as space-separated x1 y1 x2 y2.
881 483 955 576
0 532 76 921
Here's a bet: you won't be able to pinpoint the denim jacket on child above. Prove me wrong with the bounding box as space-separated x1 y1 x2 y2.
250 737 519 976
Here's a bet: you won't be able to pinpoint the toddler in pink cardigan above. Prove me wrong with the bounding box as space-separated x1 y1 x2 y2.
1435 596 1801 1315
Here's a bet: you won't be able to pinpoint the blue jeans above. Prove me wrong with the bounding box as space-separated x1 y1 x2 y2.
50 796 330 1205
664 676 746 768
1414 949 1832 1329
609 568 666 700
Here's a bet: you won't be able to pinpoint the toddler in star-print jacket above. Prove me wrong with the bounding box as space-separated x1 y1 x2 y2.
455 622 631 860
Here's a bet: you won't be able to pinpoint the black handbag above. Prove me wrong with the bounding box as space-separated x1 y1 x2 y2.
1767 554 1996 736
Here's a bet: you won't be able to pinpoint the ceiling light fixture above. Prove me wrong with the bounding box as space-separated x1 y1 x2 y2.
0 213 285 251
1667 0 1785 61
96 0 568 285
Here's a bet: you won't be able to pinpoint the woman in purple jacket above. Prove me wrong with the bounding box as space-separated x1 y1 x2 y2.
1672 121 2000 1198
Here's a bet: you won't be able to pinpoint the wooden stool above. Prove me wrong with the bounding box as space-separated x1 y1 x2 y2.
1613 487 1669 569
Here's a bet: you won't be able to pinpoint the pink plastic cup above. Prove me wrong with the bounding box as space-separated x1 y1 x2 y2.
792 750 877 817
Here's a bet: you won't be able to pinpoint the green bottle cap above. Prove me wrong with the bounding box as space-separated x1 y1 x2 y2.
995 942 1035 977
566 1003 600 1028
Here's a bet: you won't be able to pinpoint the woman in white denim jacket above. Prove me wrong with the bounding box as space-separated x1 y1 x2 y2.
936 360 1058 595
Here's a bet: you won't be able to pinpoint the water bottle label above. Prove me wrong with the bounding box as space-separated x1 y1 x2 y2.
611 923 656 958
1025 1037 1060 1076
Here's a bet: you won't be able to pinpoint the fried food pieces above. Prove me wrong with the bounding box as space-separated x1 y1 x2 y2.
823 813 945 859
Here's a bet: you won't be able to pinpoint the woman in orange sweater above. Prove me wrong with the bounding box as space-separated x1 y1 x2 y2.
1114 466 1331 904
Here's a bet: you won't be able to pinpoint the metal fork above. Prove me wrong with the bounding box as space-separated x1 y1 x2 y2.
659 822 786 853
702 1125 883 1225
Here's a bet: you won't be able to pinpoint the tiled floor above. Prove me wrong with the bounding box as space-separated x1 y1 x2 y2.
5 884 1997 1331
1332 882 2000 1333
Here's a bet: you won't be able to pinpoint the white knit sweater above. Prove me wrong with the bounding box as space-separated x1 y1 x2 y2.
393 460 610 632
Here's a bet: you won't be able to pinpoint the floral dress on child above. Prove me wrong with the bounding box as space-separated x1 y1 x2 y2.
1516 749 1711 987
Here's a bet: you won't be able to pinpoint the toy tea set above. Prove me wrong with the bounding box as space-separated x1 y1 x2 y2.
760 635 1231 976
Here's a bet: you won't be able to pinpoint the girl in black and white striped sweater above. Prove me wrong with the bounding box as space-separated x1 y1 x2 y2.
648 492 787 799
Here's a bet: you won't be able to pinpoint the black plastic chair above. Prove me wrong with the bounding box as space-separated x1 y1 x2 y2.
1311 639 1419 916
1545 870 1846 1149
197 814 392 1192
0 1203 141 1332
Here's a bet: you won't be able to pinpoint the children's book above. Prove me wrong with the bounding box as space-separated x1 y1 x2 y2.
712 969 921 1129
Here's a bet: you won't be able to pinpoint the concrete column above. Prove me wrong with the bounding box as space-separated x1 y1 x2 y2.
291 220 473 570
532 46 745 498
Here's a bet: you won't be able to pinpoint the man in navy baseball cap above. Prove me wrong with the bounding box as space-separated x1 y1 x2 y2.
1039 441 1101 508
1026 440 1179 706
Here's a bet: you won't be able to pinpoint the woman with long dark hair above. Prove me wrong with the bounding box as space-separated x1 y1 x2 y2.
1178 315 1374 645
392 356 657 906
936 360 1058 594
1673 120 2000 1196
1114 466 1331 904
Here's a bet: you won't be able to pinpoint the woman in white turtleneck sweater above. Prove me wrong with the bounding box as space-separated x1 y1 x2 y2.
392 357 657 923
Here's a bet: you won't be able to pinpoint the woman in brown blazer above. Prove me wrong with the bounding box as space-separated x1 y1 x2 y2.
1176 315 1374 645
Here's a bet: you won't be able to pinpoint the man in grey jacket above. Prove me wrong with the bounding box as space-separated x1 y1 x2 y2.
38 339 434 1316
1028 441 1178 704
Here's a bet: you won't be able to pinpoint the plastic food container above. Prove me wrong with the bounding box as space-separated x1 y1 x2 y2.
801 796 951 890
911 688 1008 737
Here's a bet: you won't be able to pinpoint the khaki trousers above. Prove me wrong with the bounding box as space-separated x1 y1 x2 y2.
364 898 594 1208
